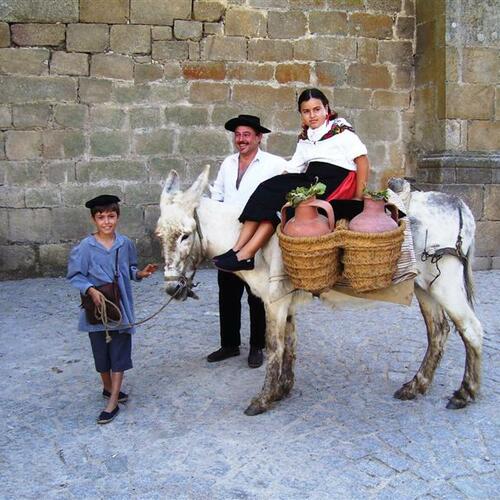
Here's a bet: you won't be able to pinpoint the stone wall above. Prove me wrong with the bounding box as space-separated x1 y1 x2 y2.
0 0 418 278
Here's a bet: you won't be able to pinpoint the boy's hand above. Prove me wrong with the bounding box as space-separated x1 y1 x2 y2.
87 287 102 307
138 263 158 279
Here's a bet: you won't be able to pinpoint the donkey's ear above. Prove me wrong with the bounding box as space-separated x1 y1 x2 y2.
160 170 180 209
185 165 210 204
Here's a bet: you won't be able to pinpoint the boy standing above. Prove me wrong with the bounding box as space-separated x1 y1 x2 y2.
67 195 157 424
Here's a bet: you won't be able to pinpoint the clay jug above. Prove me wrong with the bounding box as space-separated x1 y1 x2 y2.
281 197 335 237
348 197 398 233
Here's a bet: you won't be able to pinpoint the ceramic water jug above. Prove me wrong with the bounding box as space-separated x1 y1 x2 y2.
281 197 335 237
348 197 398 233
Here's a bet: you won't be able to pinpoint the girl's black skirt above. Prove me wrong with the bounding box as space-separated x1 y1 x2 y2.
238 161 364 226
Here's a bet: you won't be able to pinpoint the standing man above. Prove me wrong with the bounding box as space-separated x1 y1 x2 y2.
208 115 288 368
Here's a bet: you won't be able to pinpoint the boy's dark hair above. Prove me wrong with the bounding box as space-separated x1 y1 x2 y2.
90 203 120 217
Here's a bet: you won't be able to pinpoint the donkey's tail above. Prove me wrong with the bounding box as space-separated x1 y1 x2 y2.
463 235 476 308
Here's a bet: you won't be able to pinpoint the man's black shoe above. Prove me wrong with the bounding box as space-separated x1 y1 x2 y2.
207 346 240 363
248 347 264 368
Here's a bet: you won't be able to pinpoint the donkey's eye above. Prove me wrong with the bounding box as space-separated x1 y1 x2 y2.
180 233 190 242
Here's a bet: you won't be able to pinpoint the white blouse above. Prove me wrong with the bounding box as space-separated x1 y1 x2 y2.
286 120 368 174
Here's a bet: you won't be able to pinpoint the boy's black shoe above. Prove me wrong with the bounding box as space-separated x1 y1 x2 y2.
212 249 236 263
97 405 119 424
102 389 129 403
207 346 240 363
214 252 254 272
248 347 264 368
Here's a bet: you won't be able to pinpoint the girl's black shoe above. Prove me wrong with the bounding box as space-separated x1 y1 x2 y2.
214 252 254 272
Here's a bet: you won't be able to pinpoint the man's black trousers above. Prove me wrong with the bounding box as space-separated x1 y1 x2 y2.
218 270 266 349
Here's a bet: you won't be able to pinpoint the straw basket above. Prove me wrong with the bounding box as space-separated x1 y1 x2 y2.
277 225 342 295
336 219 406 292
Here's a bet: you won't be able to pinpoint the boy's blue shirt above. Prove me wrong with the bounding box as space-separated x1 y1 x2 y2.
67 232 142 334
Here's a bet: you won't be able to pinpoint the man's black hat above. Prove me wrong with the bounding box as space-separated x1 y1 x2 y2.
85 194 121 209
224 114 271 134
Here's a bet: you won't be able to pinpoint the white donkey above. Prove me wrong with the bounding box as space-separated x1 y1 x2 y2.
155 166 484 416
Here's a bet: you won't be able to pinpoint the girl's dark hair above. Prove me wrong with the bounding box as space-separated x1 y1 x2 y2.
297 88 338 119
91 203 120 217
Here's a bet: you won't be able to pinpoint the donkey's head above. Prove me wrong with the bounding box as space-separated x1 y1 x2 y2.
156 166 210 299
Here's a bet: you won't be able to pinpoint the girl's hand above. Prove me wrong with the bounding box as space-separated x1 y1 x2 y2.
138 263 158 279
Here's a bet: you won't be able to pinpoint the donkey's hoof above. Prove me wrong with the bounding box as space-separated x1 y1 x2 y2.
446 396 468 410
244 401 267 416
394 384 417 401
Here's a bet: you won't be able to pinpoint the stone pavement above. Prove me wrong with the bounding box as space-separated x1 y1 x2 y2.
1 269 499 499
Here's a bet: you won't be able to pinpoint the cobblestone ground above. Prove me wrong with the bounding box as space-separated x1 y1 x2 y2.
1 270 499 499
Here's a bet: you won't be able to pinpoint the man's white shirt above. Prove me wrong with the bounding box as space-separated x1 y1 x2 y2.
211 148 288 210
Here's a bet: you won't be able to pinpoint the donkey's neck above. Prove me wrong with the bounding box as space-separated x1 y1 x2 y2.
197 197 242 259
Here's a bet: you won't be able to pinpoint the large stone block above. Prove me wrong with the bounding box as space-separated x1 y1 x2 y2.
110 25 151 55
112 83 151 104
130 0 191 25
366 0 402 12
51 207 92 240
189 82 230 103
89 106 126 129
78 78 112 103
315 62 346 86
62 182 124 206
396 15 414 39
178 130 230 156
124 183 162 205
116 206 146 238
455 167 492 185
8 208 52 242
0 186 25 208
475 221 500 257
11 24 65 46
66 24 109 53
294 37 356 62
174 20 203 41
225 8 267 37
193 1 226 22
129 108 161 129
91 54 134 80
211 104 257 127
309 11 348 35
182 62 225 80
150 83 187 103
135 63 163 84
5 131 42 160
373 90 410 109
50 52 89 76
151 26 173 41
24 187 61 208
152 41 189 61
12 104 51 128
349 13 394 39
76 160 146 183
347 63 392 89
226 63 273 81
134 130 175 155
0 22 9 47
0 106 11 128
46 161 76 184
0 48 49 76
266 133 297 158
202 36 246 61
379 40 413 65
447 84 494 120
2 160 44 186
484 185 500 221
468 121 500 152
90 132 129 157
148 157 187 182
39 243 74 275
43 131 85 159
0 76 76 104
80 0 129 23
248 40 293 62
54 104 87 129
232 85 296 110
164 105 209 126
356 109 399 140
463 48 499 85
204 22 224 36
0 0 78 23
275 63 310 84
0 245 36 274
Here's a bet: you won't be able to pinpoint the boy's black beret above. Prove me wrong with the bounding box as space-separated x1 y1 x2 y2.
85 194 121 209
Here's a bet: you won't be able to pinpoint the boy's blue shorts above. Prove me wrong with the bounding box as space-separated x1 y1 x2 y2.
88 331 132 372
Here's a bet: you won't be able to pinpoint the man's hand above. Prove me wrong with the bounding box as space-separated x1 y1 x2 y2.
137 263 158 279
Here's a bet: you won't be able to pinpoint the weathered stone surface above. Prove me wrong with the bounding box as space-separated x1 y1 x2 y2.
379 41 414 65
275 63 311 83
124 183 162 205
110 25 151 54
248 40 293 62
164 105 209 126
0 22 10 47
90 132 129 157
113 84 151 104
349 13 394 39
39 243 73 274
309 11 348 35
51 207 94 240
0 186 25 208
66 24 109 53
151 26 173 41
193 1 226 22
266 133 297 157
76 160 146 183
148 157 186 182
24 187 61 208
1 160 44 186
366 0 402 12
8 208 52 242
446 84 494 120
5 131 42 160
129 108 161 129
54 104 87 129
392 65 413 89
43 131 85 159
135 63 163 83
150 83 187 103
174 20 203 41
203 22 224 36
11 24 65 46
475 221 500 256
134 130 174 155
226 63 273 81
90 106 126 129
130 0 191 25
0 0 78 23
12 104 51 128
348 63 392 89
468 121 500 151
188 41 201 60
396 15 415 39
356 109 399 140
78 78 112 103
152 41 189 61
80 0 129 23
373 90 410 109
50 52 89 76
91 54 134 80
202 36 246 61
0 106 11 128
182 62 225 80
233 85 296 110
225 8 267 37
0 48 49 76
0 245 35 272
211 104 259 127
178 130 230 156
189 82 230 103
315 62 346 86
485 184 500 220
46 161 76 184
294 37 356 62
0 75 76 104
463 48 499 85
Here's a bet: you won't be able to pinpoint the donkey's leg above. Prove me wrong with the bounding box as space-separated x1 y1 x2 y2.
394 285 450 400
245 300 289 416
276 313 297 400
